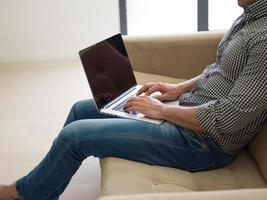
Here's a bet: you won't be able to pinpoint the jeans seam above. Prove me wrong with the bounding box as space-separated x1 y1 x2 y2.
72 133 210 153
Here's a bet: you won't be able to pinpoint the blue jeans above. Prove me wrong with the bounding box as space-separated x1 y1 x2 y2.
16 99 234 200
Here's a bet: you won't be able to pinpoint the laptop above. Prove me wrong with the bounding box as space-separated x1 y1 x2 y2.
79 33 179 124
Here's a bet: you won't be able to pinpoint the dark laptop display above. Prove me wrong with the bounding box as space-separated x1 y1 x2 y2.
79 34 137 109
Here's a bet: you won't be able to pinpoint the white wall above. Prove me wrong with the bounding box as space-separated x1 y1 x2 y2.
0 0 120 62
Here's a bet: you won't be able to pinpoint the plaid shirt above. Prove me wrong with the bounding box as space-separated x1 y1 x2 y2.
179 0 267 154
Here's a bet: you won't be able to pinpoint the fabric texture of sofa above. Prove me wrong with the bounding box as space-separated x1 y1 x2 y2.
98 32 267 199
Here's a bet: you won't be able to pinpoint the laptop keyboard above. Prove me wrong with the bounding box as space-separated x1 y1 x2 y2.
113 96 138 115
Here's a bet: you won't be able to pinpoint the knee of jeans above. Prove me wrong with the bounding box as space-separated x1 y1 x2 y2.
71 100 83 114
56 123 81 149
71 99 92 117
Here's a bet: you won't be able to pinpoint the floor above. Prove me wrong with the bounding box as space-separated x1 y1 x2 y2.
0 60 101 200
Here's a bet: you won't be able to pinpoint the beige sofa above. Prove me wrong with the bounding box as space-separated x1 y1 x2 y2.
98 32 267 199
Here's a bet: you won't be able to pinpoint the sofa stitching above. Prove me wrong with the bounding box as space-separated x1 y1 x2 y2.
151 165 196 191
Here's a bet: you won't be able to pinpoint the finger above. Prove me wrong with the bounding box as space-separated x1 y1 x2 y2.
125 106 142 113
137 86 147 95
131 96 145 102
145 85 161 96
154 94 168 101
124 101 142 109
133 95 151 101
137 83 155 95
137 85 150 95
126 96 141 104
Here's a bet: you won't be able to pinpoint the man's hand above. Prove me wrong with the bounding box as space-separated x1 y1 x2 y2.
124 96 165 119
137 82 185 101
124 95 206 132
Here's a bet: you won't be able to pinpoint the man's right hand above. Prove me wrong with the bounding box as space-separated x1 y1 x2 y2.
137 82 185 101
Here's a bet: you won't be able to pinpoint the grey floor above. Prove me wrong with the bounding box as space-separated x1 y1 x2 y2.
0 61 100 200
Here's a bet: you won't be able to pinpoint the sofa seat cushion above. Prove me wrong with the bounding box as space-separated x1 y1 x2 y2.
100 150 266 196
134 71 186 85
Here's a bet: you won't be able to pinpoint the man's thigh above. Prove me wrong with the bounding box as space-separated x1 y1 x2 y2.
61 118 217 171
64 99 112 126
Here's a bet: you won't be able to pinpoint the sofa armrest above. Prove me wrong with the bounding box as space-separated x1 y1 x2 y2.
124 31 224 79
99 189 267 200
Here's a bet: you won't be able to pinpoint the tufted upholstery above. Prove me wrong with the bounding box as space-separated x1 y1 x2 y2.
100 150 266 196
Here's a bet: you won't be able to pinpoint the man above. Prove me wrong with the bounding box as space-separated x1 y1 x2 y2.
1 0 266 199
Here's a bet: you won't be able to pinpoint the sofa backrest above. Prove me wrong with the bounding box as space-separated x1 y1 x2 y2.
248 122 267 182
124 32 225 79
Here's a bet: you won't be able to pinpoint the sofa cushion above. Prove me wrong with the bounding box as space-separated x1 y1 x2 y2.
100 150 266 196
125 32 224 79
248 122 267 182
134 71 186 85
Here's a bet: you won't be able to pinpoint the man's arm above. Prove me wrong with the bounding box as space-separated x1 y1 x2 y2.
125 74 205 132
127 35 267 134
160 105 206 132
156 74 207 132
125 96 206 132
156 37 267 134
138 74 204 101
127 63 213 132
176 74 204 94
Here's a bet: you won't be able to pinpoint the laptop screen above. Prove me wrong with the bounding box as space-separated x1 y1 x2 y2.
79 34 137 109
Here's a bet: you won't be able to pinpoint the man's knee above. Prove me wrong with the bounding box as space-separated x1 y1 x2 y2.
71 99 89 114
70 99 95 119
56 122 82 149
54 121 91 160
